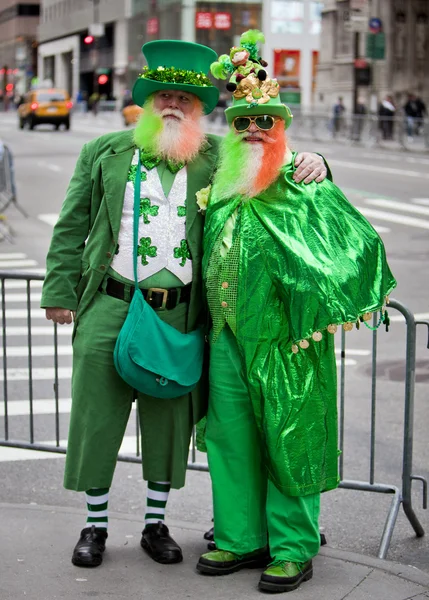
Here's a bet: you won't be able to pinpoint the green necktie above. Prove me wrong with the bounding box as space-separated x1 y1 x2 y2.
140 150 185 175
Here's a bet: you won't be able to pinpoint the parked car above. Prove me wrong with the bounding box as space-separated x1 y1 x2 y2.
18 88 73 130
122 104 143 126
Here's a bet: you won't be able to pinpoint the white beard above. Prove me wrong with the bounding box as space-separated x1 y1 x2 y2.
224 143 264 199
157 117 185 158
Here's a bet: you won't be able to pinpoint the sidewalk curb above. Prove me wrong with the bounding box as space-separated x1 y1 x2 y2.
3 502 429 588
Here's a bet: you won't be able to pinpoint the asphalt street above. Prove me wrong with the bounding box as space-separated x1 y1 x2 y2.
0 109 428 575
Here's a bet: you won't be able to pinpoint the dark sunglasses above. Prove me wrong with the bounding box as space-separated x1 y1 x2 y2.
232 115 279 133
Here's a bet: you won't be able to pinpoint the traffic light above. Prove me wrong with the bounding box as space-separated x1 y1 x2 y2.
84 35 94 45
98 74 109 85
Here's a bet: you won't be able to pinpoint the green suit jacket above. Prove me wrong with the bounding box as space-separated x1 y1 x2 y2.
41 129 221 330
41 129 221 424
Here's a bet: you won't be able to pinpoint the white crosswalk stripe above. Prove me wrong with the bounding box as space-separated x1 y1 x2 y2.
365 199 429 216
357 206 429 230
0 435 138 462
0 366 72 382
1 326 71 336
0 345 72 357
360 197 429 232
1 292 42 302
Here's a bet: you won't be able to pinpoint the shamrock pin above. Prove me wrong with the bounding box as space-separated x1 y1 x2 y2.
174 239 191 267
138 237 157 266
140 197 159 224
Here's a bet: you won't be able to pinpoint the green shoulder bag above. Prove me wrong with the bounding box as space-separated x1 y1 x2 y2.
113 154 204 398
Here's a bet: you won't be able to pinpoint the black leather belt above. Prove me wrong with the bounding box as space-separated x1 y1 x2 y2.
99 277 191 310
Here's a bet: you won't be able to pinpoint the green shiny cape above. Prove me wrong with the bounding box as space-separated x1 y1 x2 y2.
202 160 396 496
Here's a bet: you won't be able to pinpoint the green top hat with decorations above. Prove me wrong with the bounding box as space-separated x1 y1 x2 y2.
133 40 219 114
210 29 293 129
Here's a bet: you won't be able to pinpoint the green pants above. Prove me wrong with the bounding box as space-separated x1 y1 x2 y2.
65 290 193 491
206 326 321 562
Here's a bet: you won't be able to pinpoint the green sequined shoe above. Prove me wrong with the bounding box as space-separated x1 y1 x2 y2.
196 547 270 576
258 560 313 593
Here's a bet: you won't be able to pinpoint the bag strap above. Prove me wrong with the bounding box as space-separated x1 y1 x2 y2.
133 153 142 291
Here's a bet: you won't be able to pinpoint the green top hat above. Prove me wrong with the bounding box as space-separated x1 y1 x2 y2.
133 40 220 114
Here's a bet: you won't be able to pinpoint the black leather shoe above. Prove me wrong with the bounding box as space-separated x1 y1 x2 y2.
141 521 183 564
71 525 108 567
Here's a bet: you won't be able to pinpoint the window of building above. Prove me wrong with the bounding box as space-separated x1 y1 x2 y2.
271 0 304 35
309 2 323 34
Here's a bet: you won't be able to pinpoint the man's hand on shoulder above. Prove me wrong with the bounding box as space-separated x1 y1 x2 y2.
293 152 327 184
45 307 75 325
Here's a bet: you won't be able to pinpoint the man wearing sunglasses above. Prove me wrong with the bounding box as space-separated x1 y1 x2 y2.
41 35 329 571
196 37 395 594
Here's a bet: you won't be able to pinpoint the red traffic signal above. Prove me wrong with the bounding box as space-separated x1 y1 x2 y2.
84 35 94 44
98 74 109 85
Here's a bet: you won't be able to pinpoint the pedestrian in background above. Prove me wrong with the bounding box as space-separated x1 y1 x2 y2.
403 93 420 140
352 97 367 141
332 96 346 136
415 96 427 136
378 95 396 140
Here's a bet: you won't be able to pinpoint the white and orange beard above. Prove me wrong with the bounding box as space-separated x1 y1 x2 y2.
212 120 287 201
133 98 206 164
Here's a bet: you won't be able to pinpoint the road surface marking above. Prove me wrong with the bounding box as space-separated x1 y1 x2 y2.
335 349 371 356
0 259 38 268
412 198 429 206
3 308 49 319
38 213 58 227
389 312 429 323
0 345 72 357
0 435 139 462
329 159 429 179
36 161 62 172
373 225 390 233
1 280 43 289
0 253 28 260
0 292 42 302
356 207 429 230
0 366 72 381
365 199 429 216
0 398 72 417
0 326 71 336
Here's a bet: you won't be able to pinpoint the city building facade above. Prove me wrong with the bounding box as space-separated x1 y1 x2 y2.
262 0 323 111
316 0 429 115
38 0 131 102
0 0 40 103
128 0 263 101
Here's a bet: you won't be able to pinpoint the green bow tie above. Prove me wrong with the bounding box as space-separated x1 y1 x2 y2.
140 150 185 175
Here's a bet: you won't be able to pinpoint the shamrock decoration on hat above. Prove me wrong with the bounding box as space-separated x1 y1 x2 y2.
211 28 294 130
210 29 268 93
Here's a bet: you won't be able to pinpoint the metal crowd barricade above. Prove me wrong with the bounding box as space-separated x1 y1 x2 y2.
287 113 429 152
0 142 27 217
0 271 427 560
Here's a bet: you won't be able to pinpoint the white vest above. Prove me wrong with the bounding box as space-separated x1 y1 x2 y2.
110 150 193 284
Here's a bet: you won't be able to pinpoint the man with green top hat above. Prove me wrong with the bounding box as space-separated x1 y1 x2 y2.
40 35 328 569
196 34 396 593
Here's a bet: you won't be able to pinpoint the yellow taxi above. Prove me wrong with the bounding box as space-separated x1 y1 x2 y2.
122 104 143 126
18 88 73 130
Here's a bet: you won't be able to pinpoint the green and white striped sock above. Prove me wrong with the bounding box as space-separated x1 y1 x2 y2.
145 481 171 525
85 487 109 530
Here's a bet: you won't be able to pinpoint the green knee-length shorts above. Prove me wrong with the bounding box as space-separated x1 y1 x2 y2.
64 291 194 491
